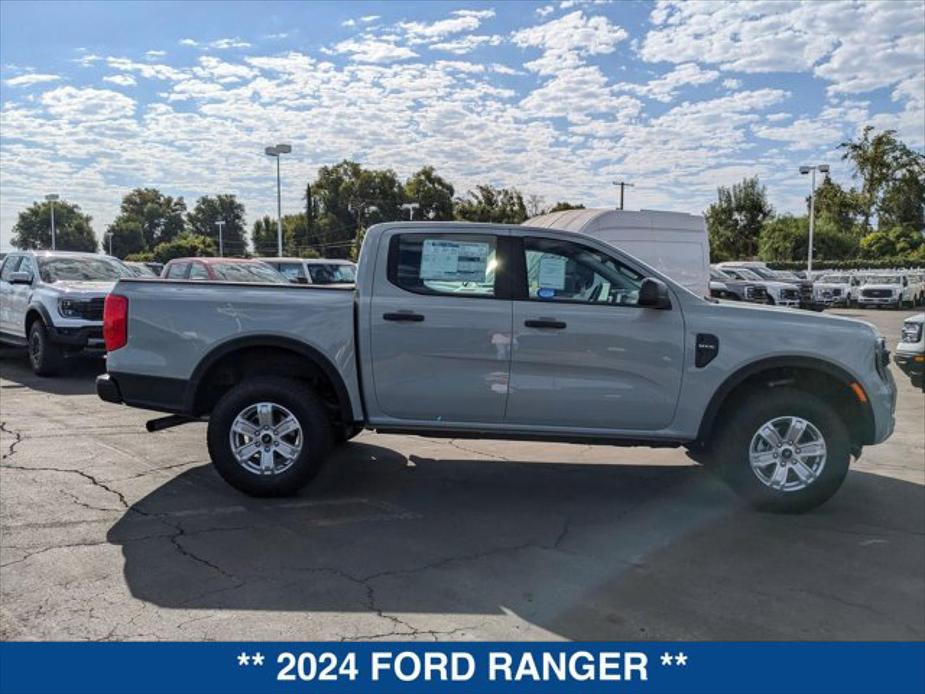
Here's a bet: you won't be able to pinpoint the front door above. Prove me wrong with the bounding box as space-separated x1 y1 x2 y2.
7 256 36 338
368 230 513 424
506 235 684 431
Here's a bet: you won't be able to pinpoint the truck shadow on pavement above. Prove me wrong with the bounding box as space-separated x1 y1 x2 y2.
107 442 925 640
0 348 103 396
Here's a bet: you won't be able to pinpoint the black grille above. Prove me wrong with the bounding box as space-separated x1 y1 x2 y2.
832 288 842 296
67 298 104 320
862 289 892 298
781 288 799 300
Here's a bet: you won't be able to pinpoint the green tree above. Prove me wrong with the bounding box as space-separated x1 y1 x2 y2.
759 215 858 262
404 166 455 221
878 170 925 232
547 201 586 213
454 185 527 224
859 226 924 259
251 215 279 257
840 126 925 231
187 194 247 256
705 177 773 260
11 199 97 252
106 218 146 259
151 232 217 263
810 177 863 234
109 188 187 250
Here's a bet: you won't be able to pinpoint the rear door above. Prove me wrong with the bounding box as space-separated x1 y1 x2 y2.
506 233 685 431
367 229 513 424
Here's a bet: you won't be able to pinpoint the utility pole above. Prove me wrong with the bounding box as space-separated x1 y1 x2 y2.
265 144 292 256
612 181 633 210
45 194 59 250
799 164 830 274
215 219 226 257
401 202 420 220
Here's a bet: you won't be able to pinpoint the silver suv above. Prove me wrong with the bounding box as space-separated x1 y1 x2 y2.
0 251 130 375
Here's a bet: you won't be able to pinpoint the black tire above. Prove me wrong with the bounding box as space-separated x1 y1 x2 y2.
28 320 65 376
207 376 334 497
710 387 851 513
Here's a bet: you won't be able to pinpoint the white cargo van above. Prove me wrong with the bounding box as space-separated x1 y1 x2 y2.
526 209 710 297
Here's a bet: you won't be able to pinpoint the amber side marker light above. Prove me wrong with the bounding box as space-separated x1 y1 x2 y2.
849 382 868 403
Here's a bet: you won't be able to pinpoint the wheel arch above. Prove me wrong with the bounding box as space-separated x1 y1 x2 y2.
696 356 876 449
186 335 356 430
24 302 53 334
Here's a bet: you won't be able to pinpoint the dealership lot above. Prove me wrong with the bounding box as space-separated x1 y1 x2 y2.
1 307 922 642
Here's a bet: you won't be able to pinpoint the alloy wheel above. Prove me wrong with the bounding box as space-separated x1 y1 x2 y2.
229 401 304 476
748 416 827 492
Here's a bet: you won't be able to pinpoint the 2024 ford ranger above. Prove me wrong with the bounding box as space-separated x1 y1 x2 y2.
97 222 897 512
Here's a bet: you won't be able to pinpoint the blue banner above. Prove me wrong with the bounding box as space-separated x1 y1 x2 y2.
1 642 923 694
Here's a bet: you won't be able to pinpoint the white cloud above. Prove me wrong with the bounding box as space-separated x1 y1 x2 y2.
722 78 741 90
329 37 418 63
210 37 251 50
4 73 61 87
106 57 186 81
102 74 137 87
341 19 356 28
361 15 380 23
400 9 495 44
145 50 166 58
618 63 719 103
641 1 924 107
179 38 199 47
430 34 502 55
192 56 257 83
40 86 136 122
512 10 627 75
536 5 554 16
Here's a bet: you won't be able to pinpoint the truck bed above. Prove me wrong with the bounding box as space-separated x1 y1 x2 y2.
104 279 360 414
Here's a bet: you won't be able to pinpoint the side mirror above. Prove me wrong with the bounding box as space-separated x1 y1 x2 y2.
9 271 33 285
638 277 671 309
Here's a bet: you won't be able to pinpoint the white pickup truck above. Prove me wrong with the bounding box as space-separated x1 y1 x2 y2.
97 222 897 512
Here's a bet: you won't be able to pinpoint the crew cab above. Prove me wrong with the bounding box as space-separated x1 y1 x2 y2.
0 251 132 375
96 222 897 512
717 266 800 307
857 273 916 309
813 273 857 307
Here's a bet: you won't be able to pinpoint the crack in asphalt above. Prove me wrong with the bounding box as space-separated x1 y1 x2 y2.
0 421 23 460
446 439 510 461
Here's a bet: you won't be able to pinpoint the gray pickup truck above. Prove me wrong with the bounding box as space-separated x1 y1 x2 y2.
97 222 897 512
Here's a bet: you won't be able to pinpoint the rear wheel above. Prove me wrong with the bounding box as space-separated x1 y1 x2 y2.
710 387 851 513
207 376 334 496
28 320 64 376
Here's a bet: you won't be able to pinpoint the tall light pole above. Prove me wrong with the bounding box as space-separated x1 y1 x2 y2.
45 194 59 250
215 219 226 257
799 164 830 274
612 181 633 210
264 144 292 256
105 231 113 256
401 202 420 220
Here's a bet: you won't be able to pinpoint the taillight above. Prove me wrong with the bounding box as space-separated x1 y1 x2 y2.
103 294 128 351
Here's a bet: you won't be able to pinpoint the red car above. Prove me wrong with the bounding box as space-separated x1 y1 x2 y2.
160 257 287 283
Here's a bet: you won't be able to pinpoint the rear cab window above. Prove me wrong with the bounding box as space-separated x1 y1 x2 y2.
188 263 209 280
165 262 190 279
388 233 499 298
274 263 307 283
308 263 356 284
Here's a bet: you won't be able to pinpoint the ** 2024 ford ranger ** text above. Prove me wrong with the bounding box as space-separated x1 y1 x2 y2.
96 222 897 512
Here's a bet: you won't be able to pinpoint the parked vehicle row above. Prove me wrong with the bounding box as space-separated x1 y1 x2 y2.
0 251 358 375
894 313 924 389
94 221 898 513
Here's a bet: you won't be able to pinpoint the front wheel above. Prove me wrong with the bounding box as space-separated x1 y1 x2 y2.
710 387 851 513
207 376 334 496
28 320 65 376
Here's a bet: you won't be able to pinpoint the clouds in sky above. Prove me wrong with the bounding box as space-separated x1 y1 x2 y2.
0 0 923 249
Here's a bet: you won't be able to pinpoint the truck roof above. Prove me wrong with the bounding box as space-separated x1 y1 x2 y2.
526 208 704 234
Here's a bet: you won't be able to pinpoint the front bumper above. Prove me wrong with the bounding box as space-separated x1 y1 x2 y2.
48 324 104 350
858 296 899 305
894 350 925 378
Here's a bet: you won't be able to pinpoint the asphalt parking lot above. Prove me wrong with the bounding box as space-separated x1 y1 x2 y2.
1 308 922 642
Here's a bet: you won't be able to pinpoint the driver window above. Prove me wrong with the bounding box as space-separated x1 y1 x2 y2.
522 237 643 306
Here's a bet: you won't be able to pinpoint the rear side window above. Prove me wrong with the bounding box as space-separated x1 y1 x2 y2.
0 256 22 281
275 263 307 283
188 263 209 280
308 263 356 284
165 262 189 279
389 234 498 297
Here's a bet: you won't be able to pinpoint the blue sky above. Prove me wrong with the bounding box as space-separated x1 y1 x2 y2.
1 0 923 251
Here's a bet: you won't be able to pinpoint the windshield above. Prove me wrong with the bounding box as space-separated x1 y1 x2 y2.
726 267 764 281
124 262 158 278
710 269 732 280
38 256 131 283
866 275 901 284
210 262 287 283
308 263 357 284
820 274 849 284
774 270 799 279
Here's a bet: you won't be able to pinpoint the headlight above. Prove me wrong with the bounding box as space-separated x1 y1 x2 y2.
902 322 923 344
58 299 80 317
875 337 890 379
